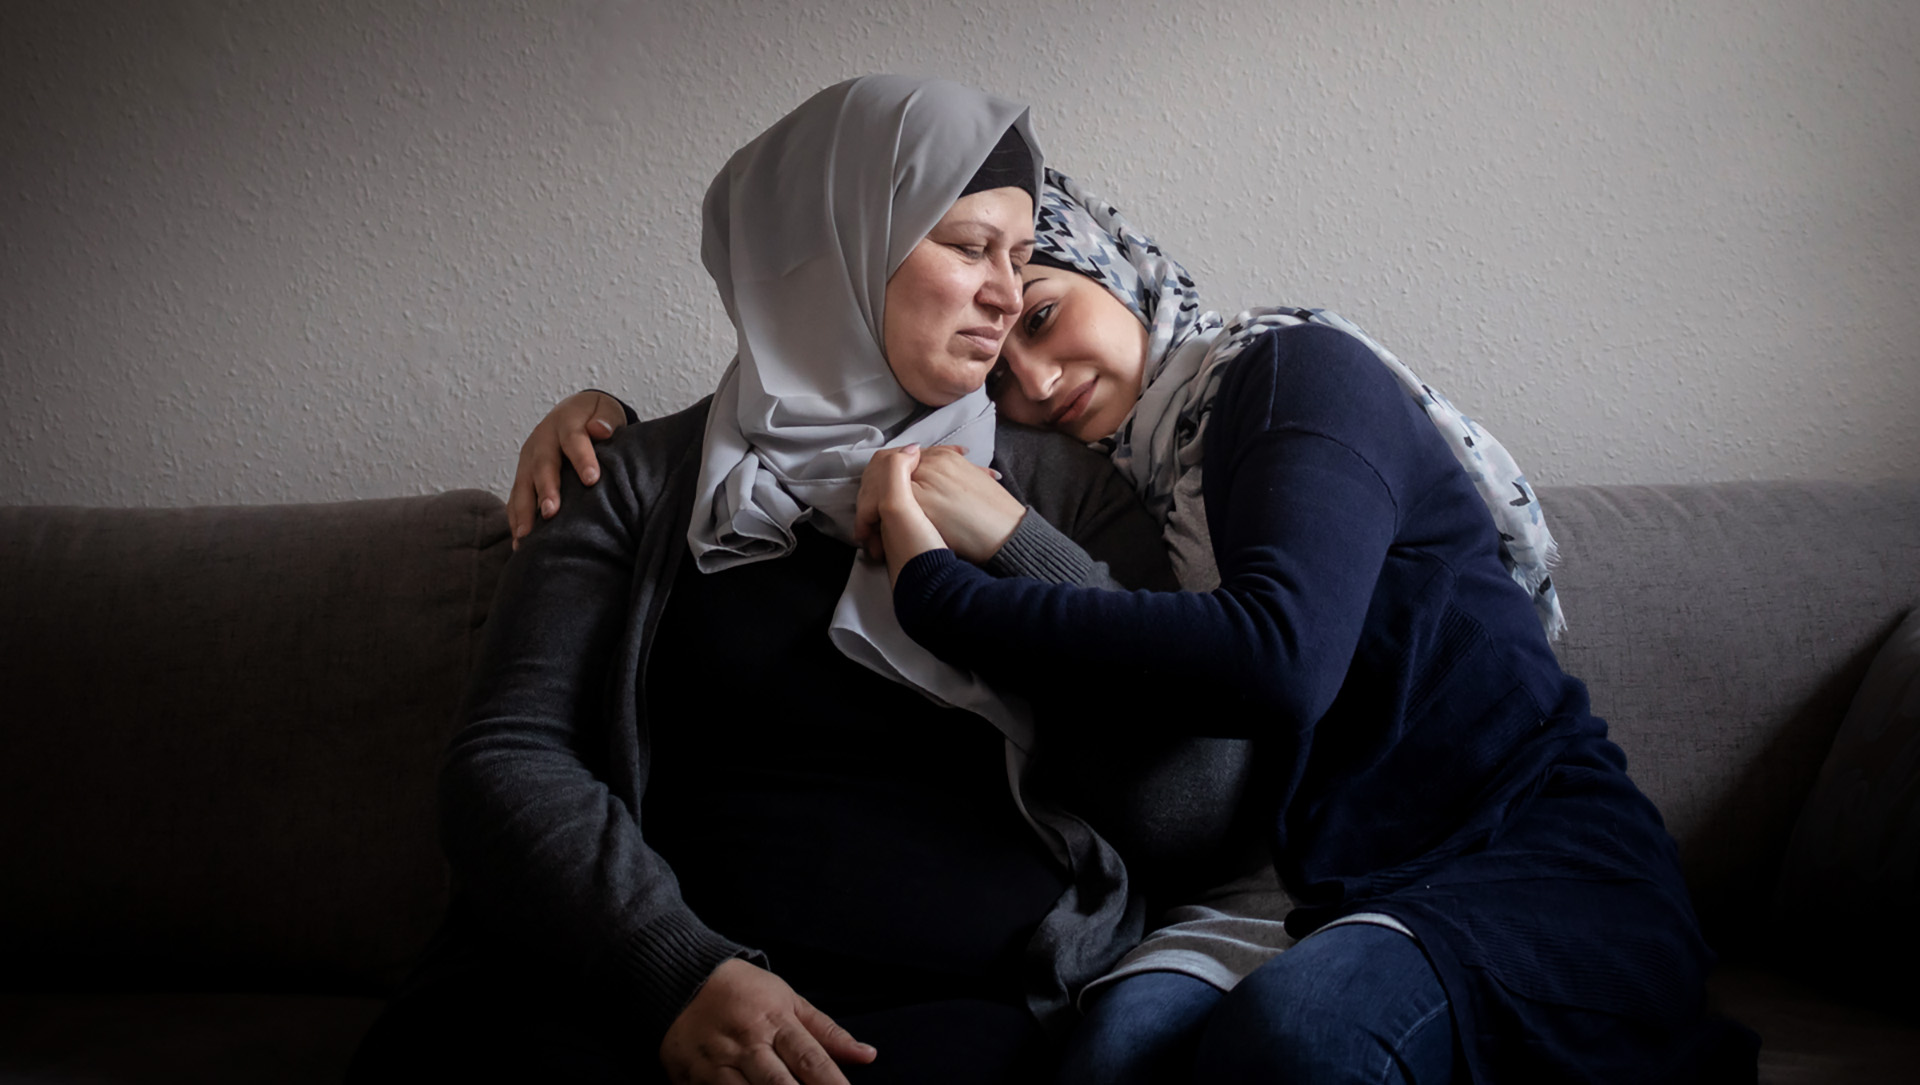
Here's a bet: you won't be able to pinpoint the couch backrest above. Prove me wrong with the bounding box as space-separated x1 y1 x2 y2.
1540 479 1920 950
6 480 1914 978
0 490 509 991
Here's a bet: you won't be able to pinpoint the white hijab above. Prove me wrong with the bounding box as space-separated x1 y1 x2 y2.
688 75 1044 740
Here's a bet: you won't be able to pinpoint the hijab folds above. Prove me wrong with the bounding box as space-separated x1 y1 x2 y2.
688 76 1044 737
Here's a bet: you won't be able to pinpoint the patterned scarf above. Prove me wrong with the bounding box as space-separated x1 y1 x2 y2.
1032 169 1566 638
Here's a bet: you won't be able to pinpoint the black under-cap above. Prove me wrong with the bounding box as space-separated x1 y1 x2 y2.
959 124 1037 203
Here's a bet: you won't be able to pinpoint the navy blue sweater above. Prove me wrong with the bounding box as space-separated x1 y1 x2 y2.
898 324 1579 911
896 325 1751 1081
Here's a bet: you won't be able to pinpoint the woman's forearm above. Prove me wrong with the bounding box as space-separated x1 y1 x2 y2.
894 429 1398 735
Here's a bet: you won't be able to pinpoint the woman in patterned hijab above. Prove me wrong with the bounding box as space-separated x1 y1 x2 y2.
864 171 1754 1083
996 170 1564 637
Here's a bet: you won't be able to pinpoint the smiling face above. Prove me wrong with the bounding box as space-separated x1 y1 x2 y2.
987 264 1149 441
881 187 1035 407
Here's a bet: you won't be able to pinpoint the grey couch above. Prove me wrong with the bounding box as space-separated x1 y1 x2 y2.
2 479 1916 1083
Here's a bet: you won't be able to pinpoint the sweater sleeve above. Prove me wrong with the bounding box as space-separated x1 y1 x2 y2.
438 424 758 1037
895 329 1405 737
985 506 1118 587
991 420 1180 591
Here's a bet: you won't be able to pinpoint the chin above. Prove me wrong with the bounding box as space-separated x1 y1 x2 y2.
1070 415 1124 443
927 368 992 407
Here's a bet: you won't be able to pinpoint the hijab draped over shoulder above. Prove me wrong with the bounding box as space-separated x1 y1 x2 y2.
688 75 1044 735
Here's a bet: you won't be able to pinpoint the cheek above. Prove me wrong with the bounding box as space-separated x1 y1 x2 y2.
882 258 942 386
1077 303 1147 391
1109 320 1149 395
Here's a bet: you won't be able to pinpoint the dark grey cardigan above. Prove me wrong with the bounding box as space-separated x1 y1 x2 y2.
438 396 1245 1039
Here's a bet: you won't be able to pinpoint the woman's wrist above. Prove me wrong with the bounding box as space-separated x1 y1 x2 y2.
881 503 949 587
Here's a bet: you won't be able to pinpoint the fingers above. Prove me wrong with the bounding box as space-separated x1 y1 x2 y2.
506 466 536 551
880 445 923 498
656 961 863 1085
548 389 611 489
740 1043 804 1085
508 438 561 550
588 389 626 439
561 390 627 486
913 444 1000 481
854 445 924 559
559 429 601 487
533 451 563 521
771 1023 855 1085
507 389 625 550
795 998 875 1066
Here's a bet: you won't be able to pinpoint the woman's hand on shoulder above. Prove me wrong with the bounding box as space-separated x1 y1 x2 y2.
507 389 630 548
908 445 1025 564
659 958 875 1085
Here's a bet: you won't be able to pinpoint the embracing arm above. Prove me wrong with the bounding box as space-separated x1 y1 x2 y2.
889 331 1409 736
506 389 634 546
894 432 1395 734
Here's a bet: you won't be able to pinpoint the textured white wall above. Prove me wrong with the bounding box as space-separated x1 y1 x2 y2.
3 0 1916 507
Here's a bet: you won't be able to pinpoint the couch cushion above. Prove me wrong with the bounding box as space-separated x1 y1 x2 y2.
0 992 383 1084
0 491 509 990
1540 479 1920 950
1708 966 1920 1085
1771 607 1920 1003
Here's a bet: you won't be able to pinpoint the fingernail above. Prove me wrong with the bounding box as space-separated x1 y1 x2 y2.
903 443 919 452
583 468 599 483
589 420 613 437
541 498 557 517
987 469 1002 480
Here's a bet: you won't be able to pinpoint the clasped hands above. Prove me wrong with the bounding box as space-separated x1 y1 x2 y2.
852 444 1025 587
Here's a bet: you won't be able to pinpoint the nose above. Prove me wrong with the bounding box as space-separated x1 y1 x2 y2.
977 253 1021 317
999 340 1059 402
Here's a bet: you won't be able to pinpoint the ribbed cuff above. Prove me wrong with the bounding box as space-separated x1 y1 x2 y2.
984 508 1097 585
894 548 971 631
615 908 765 1038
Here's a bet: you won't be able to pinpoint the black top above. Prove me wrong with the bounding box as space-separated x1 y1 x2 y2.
437 399 1181 1041
645 524 1068 1013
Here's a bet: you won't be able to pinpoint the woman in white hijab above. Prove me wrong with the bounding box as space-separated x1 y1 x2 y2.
351 77 1199 1085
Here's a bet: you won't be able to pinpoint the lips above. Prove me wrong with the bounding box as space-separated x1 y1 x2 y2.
1050 379 1095 428
956 326 1005 357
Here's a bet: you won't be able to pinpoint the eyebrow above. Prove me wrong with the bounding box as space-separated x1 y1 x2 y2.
941 220 1036 246
1020 268 1058 295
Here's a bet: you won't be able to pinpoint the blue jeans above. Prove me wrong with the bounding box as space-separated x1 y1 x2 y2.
1060 923 1456 1085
